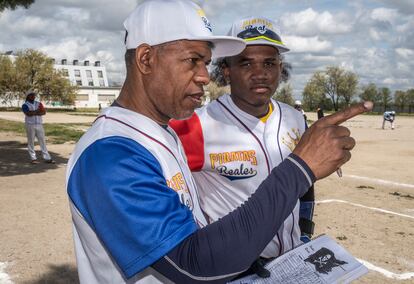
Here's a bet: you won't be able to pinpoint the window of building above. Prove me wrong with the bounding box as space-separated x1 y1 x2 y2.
88 80 94 86
99 79 105 87
98 94 116 101
76 94 89 101
62 69 69 77
86 70 92 78
74 69 81 77
76 80 82 86
97 71 103 78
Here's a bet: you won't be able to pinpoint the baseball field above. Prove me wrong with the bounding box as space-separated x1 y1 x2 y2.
0 110 413 283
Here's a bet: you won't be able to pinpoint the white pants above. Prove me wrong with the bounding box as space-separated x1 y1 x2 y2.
382 119 395 129
25 124 51 161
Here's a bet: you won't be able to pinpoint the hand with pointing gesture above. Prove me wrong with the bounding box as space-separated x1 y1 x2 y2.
293 101 374 180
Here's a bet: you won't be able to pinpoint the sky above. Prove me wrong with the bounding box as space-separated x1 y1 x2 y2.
1 0 413 99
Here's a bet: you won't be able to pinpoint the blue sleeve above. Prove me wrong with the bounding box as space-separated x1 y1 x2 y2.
67 136 197 278
151 154 315 283
22 104 29 113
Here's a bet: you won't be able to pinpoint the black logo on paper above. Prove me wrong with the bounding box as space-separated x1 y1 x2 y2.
304 247 347 274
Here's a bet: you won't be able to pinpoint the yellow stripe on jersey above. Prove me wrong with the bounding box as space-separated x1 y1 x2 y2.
260 103 273 123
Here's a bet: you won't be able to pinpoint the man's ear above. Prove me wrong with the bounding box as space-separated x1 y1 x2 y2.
135 44 153 74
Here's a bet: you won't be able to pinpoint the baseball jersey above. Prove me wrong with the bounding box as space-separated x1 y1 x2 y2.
66 106 207 283
383 111 395 121
170 94 306 258
22 101 43 124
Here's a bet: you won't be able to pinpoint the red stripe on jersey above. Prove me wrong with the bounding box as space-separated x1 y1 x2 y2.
169 113 204 171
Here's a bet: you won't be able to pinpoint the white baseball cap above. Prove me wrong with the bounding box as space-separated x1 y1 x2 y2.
227 16 289 53
123 0 246 58
294 100 302 106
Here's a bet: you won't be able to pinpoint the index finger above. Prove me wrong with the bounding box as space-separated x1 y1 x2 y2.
320 101 373 126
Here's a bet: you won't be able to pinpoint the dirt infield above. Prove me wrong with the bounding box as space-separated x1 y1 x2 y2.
0 111 413 283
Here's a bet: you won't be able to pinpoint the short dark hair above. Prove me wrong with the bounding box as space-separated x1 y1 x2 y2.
26 92 36 100
124 48 136 71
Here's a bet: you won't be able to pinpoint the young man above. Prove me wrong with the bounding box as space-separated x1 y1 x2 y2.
66 1 372 283
21 92 54 164
170 17 315 264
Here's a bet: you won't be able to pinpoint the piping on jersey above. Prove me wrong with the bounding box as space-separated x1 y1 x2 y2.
216 98 291 254
164 255 245 281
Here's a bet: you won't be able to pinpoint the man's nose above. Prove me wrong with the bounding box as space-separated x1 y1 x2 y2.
194 64 210 86
251 63 269 81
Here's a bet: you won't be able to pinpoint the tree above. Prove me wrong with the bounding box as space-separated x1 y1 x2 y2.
378 87 392 112
339 71 358 106
0 49 77 105
0 55 17 105
302 73 325 111
359 83 379 103
0 0 34 11
204 81 229 103
273 83 294 105
394 90 407 113
324 66 345 111
304 66 359 111
407 89 414 114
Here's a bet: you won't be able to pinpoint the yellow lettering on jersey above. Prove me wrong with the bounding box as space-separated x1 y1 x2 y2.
166 173 187 192
209 150 257 169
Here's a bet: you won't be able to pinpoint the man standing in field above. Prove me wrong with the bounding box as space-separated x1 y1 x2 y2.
21 92 54 164
382 110 395 130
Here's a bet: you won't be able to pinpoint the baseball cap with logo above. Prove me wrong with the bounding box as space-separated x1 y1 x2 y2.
227 16 289 53
123 0 246 58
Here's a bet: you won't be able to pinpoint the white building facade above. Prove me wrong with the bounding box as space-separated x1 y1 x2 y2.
54 59 120 108
1 52 121 108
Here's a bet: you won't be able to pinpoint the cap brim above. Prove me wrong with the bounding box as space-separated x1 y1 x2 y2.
245 39 289 53
190 36 246 58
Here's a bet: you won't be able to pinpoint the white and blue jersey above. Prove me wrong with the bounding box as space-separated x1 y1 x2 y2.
67 105 315 283
66 106 207 283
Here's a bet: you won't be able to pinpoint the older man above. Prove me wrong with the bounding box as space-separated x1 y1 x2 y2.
66 1 372 283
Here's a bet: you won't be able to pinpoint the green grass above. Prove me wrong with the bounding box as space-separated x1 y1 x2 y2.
67 112 99 117
0 118 90 144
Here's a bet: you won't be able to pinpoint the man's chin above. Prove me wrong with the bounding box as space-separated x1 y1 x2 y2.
172 109 196 121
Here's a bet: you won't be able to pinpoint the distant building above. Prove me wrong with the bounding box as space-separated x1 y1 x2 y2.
1 51 121 108
54 58 120 108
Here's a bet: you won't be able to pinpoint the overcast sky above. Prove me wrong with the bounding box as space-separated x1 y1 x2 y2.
1 0 413 98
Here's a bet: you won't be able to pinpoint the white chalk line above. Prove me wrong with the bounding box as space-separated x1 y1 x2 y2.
317 200 414 280
317 199 414 219
344 174 414 189
0 262 13 284
357 259 414 280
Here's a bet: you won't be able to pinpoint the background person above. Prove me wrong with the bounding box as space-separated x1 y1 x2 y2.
21 92 54 164
317 105 324 120
294 100 307 121
170 16 315 268
66 1 372 283
382 110 395 130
